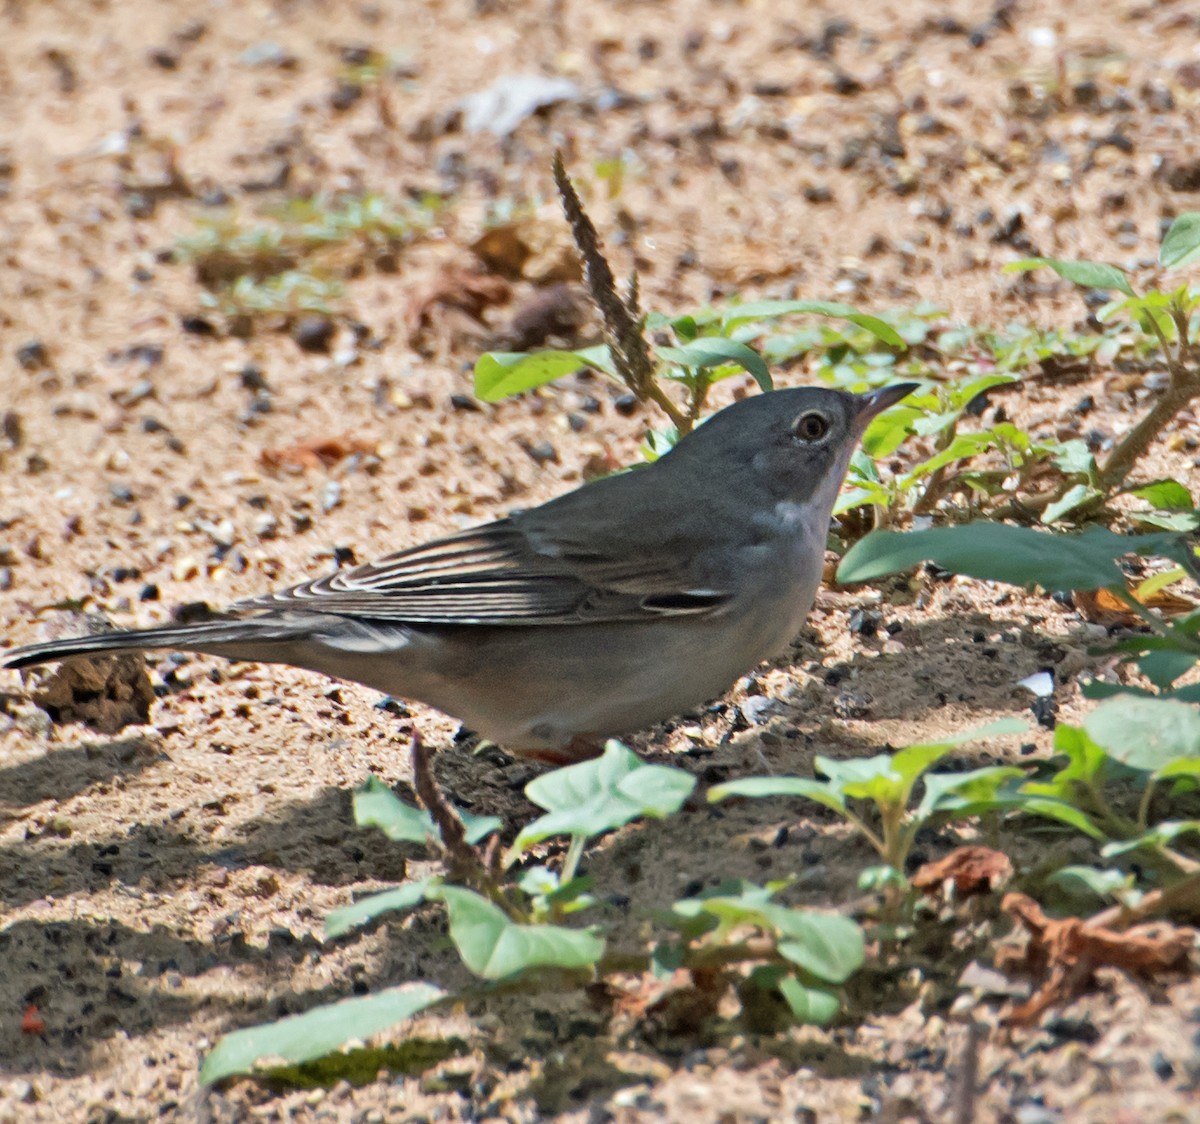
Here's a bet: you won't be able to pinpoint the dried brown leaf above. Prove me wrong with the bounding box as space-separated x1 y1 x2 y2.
997 892 1192 1026
912 846 1014 897
1074 584 1195 628
260 435 375 472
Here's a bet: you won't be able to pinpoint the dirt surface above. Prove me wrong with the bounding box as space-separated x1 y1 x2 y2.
2 0 1200 1120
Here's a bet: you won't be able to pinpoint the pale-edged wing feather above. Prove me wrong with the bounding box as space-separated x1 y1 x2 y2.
235 518 730 625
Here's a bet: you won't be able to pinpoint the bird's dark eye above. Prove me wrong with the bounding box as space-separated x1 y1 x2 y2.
792 411 830 442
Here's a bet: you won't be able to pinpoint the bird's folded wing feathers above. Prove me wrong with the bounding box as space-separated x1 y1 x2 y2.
236 517 731 625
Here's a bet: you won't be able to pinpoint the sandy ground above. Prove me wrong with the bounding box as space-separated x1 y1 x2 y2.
2 0 1200 1120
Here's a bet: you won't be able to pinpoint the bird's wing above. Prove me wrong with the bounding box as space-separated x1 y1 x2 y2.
236 514 732 626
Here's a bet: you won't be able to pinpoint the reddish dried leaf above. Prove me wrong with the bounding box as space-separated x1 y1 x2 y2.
912 846 1014 897
260 436 375 472
998 892 1193 1026
21 1004 46 1035
1074 585 1195 628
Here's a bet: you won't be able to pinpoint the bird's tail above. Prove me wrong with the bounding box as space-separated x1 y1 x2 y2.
1 616 310 671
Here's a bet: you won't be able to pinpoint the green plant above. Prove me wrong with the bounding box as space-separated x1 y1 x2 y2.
839 521 1200 699
474 163 1200 537
1002 213 1200 518
710 720 1026 908
199 738 863 1086
176 192 436 329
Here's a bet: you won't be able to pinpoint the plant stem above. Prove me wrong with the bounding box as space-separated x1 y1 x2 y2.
1099 380 1196 491
560 834 587 886
1098 298 1200 491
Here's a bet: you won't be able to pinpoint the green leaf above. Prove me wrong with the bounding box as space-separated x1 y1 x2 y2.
353 777 432 845
1137 650 1198 691
837 523 1190 591
473 351 593 402
435 886 604 978
776 974 841 1026
1128 479 1194 511
1014 795 1108 840
1005 257 1135 297
1153 758 1200 782
719 299 905 347
1041 483 1102 525
1083 695 1200 771
512 741 695 853
774 912 865 984
325 880 433 939
707 776 848 816
199 982 446 1086
458 810 504 845
654 338 772 391
1101 820 1200 858
916 765 1025 818
1045 865 1134 903
673 884 863 984
352 777 499 847
1160 213 1200 270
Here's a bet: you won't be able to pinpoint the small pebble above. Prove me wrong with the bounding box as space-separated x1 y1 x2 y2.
293 315 336 354
16 341 48 370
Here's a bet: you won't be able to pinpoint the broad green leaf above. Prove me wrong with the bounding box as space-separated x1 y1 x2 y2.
1160 213 1200 270
1014 795 1108 840
1083 695 1200 771
670 879 780 920
513 741 695 853
837 523 1190 591
916 765 1025 818
458 810 504 845
1041 483 1101 525
435 886 604 978
892 719 1026 786
199 982 446 1086
719 299 905 347
776 975 841 1026
1005 257 1135 297
1153 758 1200 782
1051 440 1098 478
353 777 499 847
325 880 433 939
654 338 772 391
1128 480 1194 511
815 754 904 806
774 912 864 984
1137 650 1197 691
473 351 594 401
861 410 917 458
354 777 432 845
674 886 863 985
1131 510 1200 532
707 776 848 816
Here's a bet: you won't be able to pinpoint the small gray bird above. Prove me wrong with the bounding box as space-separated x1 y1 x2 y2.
2 384 915 761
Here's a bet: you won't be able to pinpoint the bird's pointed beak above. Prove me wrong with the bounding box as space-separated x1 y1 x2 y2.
854 382 920 431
